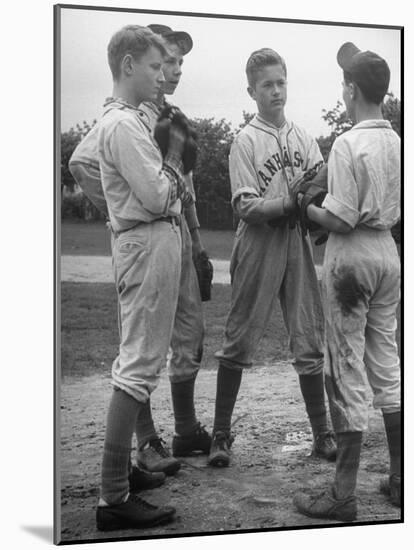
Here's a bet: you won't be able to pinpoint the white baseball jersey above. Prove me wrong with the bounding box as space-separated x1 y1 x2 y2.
230 114 323 207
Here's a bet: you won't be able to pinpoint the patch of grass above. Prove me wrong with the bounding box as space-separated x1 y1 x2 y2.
61 282 290 377
61 220 326 263
61 280 400 378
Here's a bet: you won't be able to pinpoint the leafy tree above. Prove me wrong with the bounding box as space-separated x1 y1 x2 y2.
190 117 235 227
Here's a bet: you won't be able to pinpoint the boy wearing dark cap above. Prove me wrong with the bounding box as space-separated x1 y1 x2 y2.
294 42 401 521
133 24 211 476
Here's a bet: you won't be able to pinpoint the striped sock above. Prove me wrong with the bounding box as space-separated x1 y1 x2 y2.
135 399 158 450
213 364 243 435
100 388 142 505
382 411 401 477
171 378 197 436
299 373 328 437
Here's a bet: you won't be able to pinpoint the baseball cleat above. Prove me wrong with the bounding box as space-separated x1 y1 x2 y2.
137 438 181 476
128 466 166 492
172 423 212 457
293 487 357 522
207 431 234 467
312 431 337 461
96 494 176 531
379 473 401 507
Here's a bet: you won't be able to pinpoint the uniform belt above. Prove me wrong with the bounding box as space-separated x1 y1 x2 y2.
111 216 180 237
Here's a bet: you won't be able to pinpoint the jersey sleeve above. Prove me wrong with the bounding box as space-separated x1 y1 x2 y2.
109 117 180 216
322 139 360 228
229 133 261 207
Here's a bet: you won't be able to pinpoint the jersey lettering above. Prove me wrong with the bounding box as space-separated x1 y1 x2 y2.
293 151 303 167
263 158 278 176
258 170 272 187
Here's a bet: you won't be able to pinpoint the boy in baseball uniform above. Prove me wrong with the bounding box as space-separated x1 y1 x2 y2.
208 48 336 467
133 24 211 477
95 25 187 531
294 43 401 521
69 24 211 479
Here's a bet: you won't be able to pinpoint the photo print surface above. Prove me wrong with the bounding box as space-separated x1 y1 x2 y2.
55 4 402 544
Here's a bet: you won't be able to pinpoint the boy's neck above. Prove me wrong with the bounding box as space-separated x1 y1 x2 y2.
258 109 286 128
112 83 140 108
354 102 384 124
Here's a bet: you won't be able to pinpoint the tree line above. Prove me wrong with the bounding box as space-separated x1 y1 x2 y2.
60 96 401 229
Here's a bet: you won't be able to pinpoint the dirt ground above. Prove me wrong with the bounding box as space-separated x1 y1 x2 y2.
58 362 400 543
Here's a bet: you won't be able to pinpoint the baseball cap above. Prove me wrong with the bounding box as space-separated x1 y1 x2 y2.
147 24 193 55
337 42 390 103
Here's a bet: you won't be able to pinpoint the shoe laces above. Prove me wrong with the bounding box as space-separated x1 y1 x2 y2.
213 431 232 450
150 437 171 458
128 493 158 510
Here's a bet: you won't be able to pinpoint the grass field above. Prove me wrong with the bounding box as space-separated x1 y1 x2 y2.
61 219 327 264
61 282 291 378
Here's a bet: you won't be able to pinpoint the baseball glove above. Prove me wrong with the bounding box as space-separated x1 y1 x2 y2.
294 162 328 233
153 105 198 174
194 250 213 302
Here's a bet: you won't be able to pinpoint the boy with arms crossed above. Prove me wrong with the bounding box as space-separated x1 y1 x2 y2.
294 43 401 521
208 48 336 467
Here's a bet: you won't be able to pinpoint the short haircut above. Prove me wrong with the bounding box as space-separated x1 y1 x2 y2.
246 48 287 87
107 25 167 80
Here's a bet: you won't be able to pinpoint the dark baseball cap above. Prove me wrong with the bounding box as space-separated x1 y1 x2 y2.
147 24 193 55
337 42 390 103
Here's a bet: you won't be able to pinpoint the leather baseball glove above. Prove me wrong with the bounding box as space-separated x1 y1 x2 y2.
294 162 328 234
153 104 198 174
193 250 213 302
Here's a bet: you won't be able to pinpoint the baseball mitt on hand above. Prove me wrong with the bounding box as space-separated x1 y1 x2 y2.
154 105 198 174
194 250 213 302
294 162 328 234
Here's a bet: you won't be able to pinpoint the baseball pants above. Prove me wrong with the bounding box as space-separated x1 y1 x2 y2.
111 219 182 403
216 221 324 374
323 228 401 432
168 216 204 382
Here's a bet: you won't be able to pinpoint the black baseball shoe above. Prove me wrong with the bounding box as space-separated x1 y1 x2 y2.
137 437 181 476
207 431 234 467
379 473 401 507
128 466 166 492
96 494 176 531
172 423 212 457
293 487 357 522
312 431 337 461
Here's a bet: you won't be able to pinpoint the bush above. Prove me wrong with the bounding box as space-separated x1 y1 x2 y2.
61 192 106 221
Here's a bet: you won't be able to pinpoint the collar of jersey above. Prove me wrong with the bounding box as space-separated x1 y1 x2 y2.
352 119 392 131
103 96 141 111
255 114 290 133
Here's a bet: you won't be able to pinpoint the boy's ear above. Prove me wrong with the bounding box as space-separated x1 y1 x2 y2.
348 82 356 101
247 85 256 100
120 54 134 76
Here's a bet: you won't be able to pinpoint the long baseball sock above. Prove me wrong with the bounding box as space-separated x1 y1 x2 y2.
334 431 362 500
100 388 143 505
170 378 198 436
382 411 401 477
213 364 243 435
135 398 158 450
298 373 329 437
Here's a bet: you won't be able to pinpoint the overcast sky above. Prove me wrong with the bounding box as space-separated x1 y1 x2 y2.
59 7 401 138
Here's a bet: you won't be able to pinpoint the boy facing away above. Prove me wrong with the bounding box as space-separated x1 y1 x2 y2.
208 48 336 467
294 42 401 522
